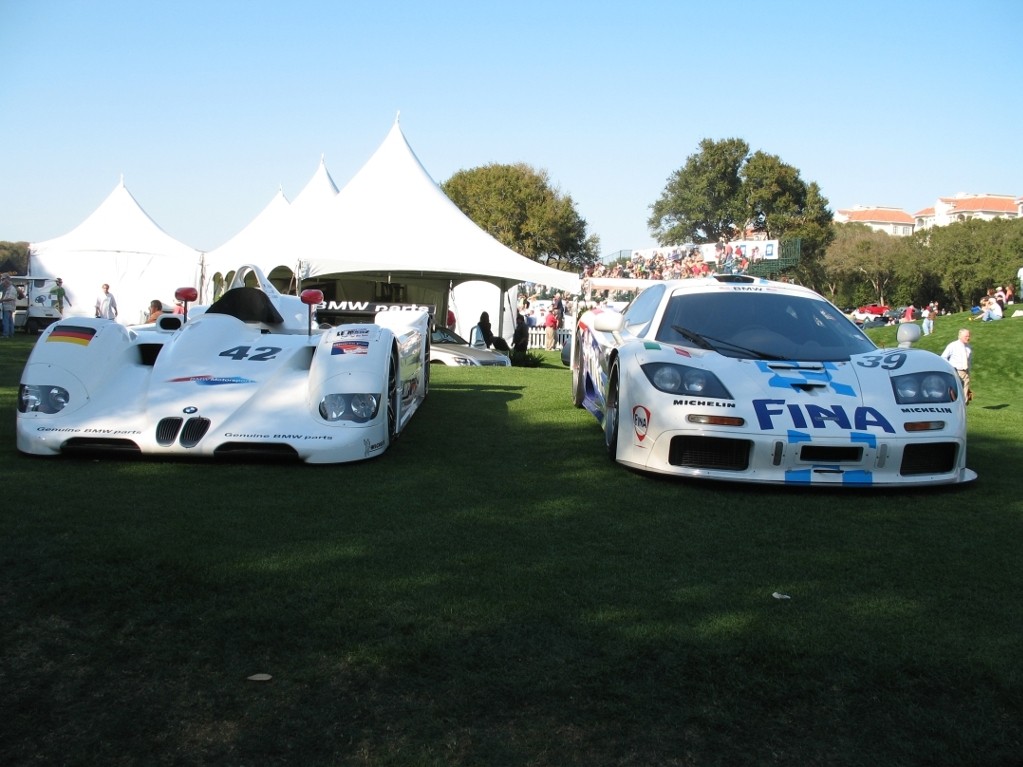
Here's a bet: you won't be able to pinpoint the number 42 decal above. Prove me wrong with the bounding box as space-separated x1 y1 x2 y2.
219 345 282 361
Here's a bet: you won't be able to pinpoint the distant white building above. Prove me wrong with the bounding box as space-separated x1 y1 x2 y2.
914 193 1020 230
834 206 915 236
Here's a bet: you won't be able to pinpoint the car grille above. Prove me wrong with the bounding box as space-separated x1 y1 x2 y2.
668 435 751 471
156 417 183 446
900 443 957 476
179 417 211 448
156 416 210 448
479 359 509 366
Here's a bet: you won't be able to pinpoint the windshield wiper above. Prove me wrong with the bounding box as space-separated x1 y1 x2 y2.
671 324 715 351
671 324 785 360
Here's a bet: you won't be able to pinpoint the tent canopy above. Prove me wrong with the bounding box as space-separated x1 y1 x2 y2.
205 119 579 297
29 180 201 323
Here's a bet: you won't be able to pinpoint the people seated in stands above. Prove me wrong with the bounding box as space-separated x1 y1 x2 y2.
145 299 164 323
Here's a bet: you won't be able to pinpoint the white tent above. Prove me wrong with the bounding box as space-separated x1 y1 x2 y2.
298 119 579 295
29 180 202 323
202 119 579 323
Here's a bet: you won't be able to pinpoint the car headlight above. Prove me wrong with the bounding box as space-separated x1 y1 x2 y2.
452 356 475 366
640 363 733 399
891 372 958 404
319 393 380 422
18 384 70 414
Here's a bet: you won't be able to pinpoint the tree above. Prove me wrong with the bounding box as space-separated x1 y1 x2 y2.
821 223 900 305
916 218 1023 311
648 139 834 282
0 241 30 275
442 163 600 273
647 138 748 245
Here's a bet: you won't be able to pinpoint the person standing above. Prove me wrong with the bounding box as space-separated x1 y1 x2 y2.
95 283 118 320
49 277 71 314
941 328 973 405
921 303 934 335
1 275 17 337
543 308 558 351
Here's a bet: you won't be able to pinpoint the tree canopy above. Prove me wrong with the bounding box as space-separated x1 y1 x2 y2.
647 138 834 282
442 163 600 274
819 218 1023 311
0 241 30 275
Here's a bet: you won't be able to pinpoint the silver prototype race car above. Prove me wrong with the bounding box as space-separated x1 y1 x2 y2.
571 275 976 487
17 265 430 463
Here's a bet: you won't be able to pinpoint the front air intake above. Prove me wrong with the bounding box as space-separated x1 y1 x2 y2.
668 435 751 471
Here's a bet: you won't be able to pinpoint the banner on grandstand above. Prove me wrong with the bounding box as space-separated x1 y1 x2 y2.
632 240 778 264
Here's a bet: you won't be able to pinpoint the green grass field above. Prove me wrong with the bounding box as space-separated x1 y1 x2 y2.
1 314 1021 766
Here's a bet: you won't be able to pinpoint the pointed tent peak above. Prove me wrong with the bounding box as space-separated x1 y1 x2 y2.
31 176 199 257
394 110 400 125
118 173 125 187
292 156 339 209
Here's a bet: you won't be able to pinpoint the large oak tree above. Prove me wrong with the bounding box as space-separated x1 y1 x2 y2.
442 163 600 274
648 138 833 284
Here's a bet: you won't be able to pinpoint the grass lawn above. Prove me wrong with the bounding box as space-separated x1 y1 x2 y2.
1 314 1021 766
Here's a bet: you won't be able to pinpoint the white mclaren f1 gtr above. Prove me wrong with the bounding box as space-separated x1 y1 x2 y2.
571 275 976 487
17 265 430 464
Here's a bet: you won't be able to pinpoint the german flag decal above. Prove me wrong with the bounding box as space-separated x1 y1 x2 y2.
47 325 97 346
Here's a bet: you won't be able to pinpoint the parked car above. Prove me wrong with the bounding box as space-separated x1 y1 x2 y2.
852 304 889 323
430 326 510 366
17 265 430 463
570 275 975 487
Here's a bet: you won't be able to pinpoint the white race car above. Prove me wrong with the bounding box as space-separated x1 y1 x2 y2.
17 265 429 463
571 275 976 486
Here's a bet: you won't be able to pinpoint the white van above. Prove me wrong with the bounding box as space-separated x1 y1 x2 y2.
11 276 63 334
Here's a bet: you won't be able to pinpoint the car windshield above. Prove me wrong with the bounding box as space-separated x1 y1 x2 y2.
654 290 877 362
432 327 468 345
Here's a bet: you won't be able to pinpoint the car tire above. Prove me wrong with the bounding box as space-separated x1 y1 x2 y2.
386 351 399 445
572 334 585 408
26 318 40 334
604 360 620 462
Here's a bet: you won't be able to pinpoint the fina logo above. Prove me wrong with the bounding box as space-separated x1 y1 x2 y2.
633 405 651 441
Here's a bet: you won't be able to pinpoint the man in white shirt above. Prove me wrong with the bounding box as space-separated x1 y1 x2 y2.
95 283 118 320
941 328 973 404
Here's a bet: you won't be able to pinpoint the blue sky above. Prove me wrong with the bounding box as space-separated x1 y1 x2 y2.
2 0 1019 256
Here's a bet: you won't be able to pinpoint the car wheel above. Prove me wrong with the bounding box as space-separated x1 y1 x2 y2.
26 318 39 334
604 360 620 461
423 340 431 395
387 352 399 444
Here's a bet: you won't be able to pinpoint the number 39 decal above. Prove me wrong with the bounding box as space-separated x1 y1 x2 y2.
219 345 282 361
857 351 906 370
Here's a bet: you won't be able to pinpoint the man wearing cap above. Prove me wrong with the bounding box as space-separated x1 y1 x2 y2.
49 278 71 314
1 276 17 337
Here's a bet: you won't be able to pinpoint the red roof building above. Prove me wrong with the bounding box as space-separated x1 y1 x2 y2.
914 193 1020 230
834 206 915 236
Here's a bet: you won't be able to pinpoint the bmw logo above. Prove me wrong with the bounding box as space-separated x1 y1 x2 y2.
183 406 198 414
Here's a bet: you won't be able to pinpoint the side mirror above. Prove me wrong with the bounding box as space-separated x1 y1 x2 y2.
301 289 325 336
592 310 625 333
174 287 199 323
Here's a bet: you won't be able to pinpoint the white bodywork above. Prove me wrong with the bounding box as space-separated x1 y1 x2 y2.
571 276 976 487
17 265 429 464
